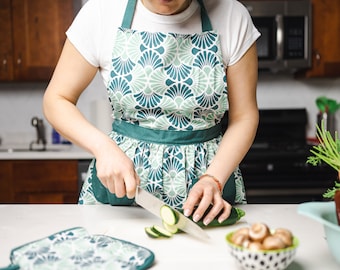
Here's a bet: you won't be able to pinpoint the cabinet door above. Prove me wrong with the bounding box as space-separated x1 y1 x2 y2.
10 0 76 81
303 0 340 77
12 160 79 203
0 161 13 202
0 0 14 80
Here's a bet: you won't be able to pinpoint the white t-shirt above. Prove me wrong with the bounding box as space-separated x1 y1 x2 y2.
66 0 260 86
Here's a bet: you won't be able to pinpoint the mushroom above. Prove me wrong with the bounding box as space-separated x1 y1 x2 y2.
242 239 251 249
248 241 263 251
262 235 286 250
231 231 249 246
233 227 250 237
249 222 270 242
273 228 293 246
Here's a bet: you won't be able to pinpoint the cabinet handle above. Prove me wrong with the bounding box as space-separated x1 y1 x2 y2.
17 58 22 65
315 50 321 65
2 59 7 65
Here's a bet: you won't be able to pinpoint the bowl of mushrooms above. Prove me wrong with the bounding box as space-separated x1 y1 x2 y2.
226 222 298 270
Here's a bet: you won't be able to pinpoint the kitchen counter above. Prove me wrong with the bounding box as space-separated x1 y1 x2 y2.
0 144 93 160
0 204 338 269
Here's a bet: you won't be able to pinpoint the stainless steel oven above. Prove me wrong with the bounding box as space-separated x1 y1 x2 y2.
221 109 337 203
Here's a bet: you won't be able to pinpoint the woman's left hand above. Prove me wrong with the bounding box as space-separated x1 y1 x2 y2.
182 178 232 226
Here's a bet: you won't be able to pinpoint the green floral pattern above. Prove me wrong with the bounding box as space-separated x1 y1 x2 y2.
108 29 227 129
8 227 154 270
79 27 246 207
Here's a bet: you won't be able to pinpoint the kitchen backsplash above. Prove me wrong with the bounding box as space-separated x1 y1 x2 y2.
0 72 339 146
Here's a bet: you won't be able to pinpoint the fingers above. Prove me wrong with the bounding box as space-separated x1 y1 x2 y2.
201 200 223 226
113 177 127 198
204 200 232 225
96 161 139 199
183 180 232 226
125 171 140 199
184 188 213 222
194 198 231 226
182 187 203 217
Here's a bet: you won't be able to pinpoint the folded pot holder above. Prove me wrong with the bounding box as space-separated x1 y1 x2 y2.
1 227 154 270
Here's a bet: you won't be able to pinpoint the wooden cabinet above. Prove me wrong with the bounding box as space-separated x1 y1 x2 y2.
0 160 79 203
0 1 14 81
0 161 13 202
299 0 340 78
0 0 80 81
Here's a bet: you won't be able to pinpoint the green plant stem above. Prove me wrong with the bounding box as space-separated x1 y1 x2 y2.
307 121 340 200
307 124 340 171
323 182 340 199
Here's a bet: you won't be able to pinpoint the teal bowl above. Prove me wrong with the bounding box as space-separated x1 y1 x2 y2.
298 201 340 265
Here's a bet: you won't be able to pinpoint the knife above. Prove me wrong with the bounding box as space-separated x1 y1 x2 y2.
135 186 210 240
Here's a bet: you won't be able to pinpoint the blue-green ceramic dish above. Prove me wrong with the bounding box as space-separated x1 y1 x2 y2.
298 201 340 265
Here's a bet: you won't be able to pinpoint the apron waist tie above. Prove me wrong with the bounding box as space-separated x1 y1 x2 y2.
112 120 222 145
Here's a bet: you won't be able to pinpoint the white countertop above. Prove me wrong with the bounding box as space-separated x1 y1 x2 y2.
0 144 93 160
0 204 338 270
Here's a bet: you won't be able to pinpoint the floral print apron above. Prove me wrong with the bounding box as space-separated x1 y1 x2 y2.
79 0 246 208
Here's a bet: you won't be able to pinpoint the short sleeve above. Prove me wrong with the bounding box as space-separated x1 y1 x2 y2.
226 1 260 66
66 0 102 67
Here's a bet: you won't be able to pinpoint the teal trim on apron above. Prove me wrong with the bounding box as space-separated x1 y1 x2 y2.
112 121 222 145
121 0 213 31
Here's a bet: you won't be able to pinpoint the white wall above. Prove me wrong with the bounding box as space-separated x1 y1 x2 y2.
0 73 108 146
0 73 339 146
256 73 340 138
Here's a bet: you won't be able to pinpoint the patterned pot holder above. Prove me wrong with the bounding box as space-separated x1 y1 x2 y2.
0 227 155 270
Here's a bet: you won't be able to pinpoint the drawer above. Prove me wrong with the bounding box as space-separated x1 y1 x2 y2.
12 160 78 193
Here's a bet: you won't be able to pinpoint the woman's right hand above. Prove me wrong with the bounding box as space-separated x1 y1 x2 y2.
94 140 140 199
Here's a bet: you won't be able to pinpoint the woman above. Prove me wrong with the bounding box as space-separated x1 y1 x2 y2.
43 0 260 226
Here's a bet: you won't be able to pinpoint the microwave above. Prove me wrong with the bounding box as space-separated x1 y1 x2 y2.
240 0 312 72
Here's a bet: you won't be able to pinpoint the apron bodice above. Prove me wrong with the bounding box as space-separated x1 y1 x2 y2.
107 0 228 131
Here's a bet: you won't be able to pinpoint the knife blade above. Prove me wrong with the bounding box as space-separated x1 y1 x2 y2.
135 186 210 240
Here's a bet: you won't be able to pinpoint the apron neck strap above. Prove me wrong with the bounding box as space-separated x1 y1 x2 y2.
196 0 212 31
121 0 213 31
121 0 138 29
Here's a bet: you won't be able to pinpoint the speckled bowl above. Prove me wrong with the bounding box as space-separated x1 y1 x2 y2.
225 231 299 270
298 201 340 265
